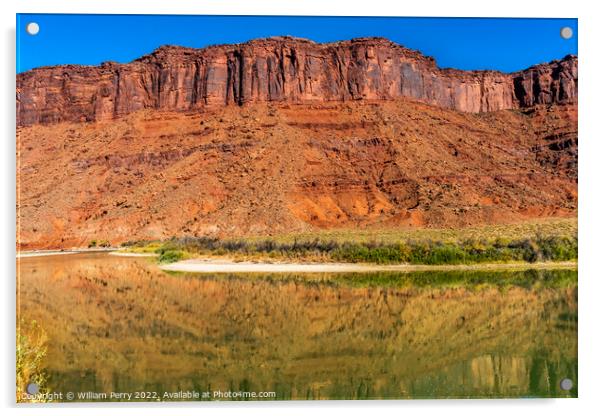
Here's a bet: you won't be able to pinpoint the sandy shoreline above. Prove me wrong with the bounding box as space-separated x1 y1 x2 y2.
16 250 577 272
160 258 577 273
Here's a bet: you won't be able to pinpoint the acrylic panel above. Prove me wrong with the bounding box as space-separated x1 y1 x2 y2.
16 14 578 403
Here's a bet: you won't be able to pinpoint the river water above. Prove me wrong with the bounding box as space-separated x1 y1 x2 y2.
17 253 577 401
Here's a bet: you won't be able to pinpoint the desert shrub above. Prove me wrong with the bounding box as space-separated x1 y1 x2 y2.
120 240 148 248
333 243 407 264
170 236 221 253
255 240 277 252
157 249 185 263
222 240 248 252
16 320 49 403
145 232 576 265
536 236 578 261
425 244 468 265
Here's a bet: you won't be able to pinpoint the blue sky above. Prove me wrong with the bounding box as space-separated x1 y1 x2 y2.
16 14 577 74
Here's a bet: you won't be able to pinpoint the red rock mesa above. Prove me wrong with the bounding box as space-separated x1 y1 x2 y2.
17 37 577 126
16 37 578 249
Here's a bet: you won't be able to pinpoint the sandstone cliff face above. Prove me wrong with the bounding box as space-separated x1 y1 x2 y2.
16 37 577 126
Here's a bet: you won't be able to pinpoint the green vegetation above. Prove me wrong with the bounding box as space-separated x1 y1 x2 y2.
331 235 577 264
176 268 577 290
88 239 111 248
120 240 163 253
16 320 49 403
121 219 577 265
157 248 186 264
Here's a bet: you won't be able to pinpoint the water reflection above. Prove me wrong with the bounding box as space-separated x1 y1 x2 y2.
17 253 577 400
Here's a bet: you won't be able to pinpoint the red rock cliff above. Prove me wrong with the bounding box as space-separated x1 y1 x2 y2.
16 36 577 126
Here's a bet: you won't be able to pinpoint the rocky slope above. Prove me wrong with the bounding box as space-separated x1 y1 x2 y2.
17 37 577 126
17 97 577 249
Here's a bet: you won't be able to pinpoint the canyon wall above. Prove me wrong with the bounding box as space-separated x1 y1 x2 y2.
16 37 578 126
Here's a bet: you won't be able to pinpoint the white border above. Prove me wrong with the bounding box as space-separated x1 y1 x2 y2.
2 1 601 416
5 0 583 17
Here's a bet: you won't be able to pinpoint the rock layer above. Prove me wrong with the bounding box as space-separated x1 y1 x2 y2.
17 100 577 248
16 37 577 126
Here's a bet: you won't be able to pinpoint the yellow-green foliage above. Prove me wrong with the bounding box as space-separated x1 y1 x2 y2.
16 320 49 403
120 218 577 265
121 240 163 254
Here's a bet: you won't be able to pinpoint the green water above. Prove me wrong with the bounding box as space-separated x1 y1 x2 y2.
18 253 577 401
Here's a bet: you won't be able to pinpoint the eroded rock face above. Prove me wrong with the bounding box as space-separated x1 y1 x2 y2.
17 100 577 248
16 37 577 126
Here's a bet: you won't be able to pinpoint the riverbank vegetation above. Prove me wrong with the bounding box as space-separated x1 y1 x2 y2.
16 320 49 403
176 268 578 290
121 218 577 265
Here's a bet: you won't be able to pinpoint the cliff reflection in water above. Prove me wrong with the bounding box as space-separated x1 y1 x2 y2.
18 253 577 400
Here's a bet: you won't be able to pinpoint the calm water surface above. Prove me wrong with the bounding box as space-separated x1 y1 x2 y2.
18 253 577 400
